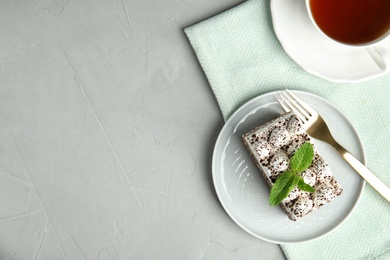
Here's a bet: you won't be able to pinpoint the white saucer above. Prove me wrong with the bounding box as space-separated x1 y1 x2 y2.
270 0 390 82
212 90 365 244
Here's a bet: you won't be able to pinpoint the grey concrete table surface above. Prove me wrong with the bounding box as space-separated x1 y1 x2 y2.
0 0 285 259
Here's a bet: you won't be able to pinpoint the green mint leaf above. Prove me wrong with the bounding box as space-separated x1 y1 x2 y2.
297 178 315 193
269 171 299 206
268 143 316 206
290 142 314 173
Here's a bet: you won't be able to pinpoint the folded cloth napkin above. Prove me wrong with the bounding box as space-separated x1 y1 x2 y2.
185 0 390 259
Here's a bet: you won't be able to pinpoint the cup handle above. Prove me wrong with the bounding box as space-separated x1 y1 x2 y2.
365 46 390 71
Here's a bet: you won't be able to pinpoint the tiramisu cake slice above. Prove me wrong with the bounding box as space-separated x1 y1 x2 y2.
242 112 343 221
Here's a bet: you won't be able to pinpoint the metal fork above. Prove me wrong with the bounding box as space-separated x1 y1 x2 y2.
278 89 390 202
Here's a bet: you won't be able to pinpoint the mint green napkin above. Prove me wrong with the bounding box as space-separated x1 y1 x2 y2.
185 0 390 259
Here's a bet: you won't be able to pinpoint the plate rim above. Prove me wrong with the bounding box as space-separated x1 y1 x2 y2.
212 90 366 244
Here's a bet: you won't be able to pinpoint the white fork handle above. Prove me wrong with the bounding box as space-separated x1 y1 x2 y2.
341 150 390 202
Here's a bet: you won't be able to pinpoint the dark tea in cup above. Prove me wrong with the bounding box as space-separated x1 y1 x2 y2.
308 0 390 45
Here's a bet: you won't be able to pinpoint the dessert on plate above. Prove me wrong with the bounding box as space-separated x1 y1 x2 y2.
241 112 343 221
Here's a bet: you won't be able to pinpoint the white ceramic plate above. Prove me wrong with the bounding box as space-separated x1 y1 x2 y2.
212 90 365 244
270 0 390 82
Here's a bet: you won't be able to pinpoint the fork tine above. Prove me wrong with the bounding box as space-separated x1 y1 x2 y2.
280 95 306 124
286 89 316 116
282 92 311 121
277 98 291 112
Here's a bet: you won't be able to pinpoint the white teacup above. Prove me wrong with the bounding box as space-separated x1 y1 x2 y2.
306 0 390 71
